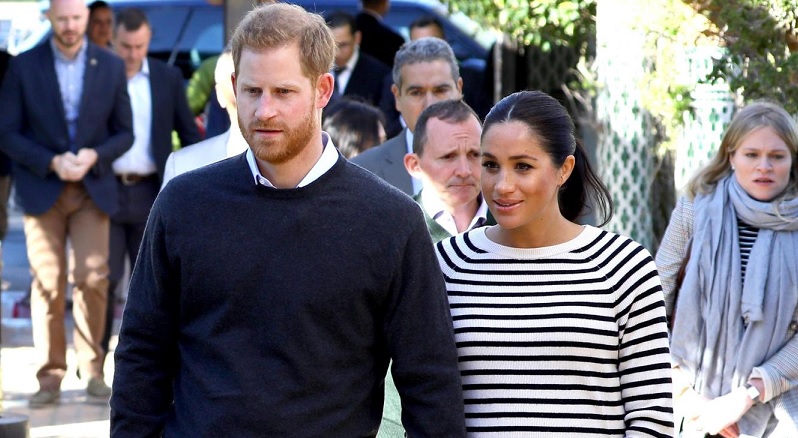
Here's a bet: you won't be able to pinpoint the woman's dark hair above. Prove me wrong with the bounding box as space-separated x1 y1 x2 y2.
483 90 613 226
323 98 386 159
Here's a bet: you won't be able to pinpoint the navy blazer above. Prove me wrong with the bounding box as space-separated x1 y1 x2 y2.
146 57 202 181
343 52 391 107
0 41 133 216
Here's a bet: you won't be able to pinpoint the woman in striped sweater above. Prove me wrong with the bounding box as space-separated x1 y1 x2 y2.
657 101 798 437
436 90 673 437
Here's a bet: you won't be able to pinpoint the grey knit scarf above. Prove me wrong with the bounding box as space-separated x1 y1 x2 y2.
670 175 798 436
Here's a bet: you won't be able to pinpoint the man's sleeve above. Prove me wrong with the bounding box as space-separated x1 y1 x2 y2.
0 56 58 177
110 194 180 436
654 196 693 318
382 209 466 437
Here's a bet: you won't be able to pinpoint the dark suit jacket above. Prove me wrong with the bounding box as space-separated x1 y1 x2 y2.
344 52 391 107
0 41 133 215
355 12 405 67
350 129 413 196
147 57 202 181
0 50 13 177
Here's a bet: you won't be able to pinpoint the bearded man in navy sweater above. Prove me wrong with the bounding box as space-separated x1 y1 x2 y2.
110 3 465 437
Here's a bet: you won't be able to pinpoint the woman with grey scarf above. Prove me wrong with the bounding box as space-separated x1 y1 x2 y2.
657 101 798 438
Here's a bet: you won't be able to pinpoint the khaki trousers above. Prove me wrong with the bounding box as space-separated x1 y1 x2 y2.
24 182 110 391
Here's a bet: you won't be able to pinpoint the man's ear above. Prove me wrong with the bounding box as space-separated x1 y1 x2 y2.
392 84 400 112
316 72 335 109
404 153 423 178
231 73 237 98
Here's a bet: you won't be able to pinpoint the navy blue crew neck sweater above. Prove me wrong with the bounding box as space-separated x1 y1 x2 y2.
110 152 466 437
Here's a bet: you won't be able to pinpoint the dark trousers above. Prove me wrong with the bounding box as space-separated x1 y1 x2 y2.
102 175 159 355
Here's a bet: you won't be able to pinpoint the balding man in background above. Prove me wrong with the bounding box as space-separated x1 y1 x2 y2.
0 0 133 407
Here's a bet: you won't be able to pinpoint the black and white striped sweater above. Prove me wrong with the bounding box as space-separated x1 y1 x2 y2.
436 225 674 437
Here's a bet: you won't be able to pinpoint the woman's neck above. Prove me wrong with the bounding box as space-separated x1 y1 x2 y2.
488 214 583 249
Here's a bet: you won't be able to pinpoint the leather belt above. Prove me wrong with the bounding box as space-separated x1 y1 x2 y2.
116 173 157 186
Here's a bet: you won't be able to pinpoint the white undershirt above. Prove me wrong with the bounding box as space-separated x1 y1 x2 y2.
336 48 359 94
113 58 156 175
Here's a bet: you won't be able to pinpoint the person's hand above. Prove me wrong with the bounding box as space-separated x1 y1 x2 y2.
695 387 753 436
718 423 741 438
72 148 98 179
51 152 83 181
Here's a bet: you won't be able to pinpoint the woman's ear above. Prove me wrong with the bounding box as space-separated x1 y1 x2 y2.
559 155 576 187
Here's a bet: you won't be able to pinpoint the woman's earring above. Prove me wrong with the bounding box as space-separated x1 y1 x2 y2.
731 165 736 171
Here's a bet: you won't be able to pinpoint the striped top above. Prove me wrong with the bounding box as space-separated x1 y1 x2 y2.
436 225 674 437
737 218 759 280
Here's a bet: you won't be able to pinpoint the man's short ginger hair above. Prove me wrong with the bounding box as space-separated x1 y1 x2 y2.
230 3 335 82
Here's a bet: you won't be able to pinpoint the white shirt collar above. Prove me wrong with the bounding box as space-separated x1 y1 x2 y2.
420 188 489 236
345 47 359 71
404 128 414 155
50 36 88 62
138 57 150 77
245 131 338 188
335 48 359 94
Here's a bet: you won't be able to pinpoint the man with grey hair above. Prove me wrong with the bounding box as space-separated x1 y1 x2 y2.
352 37 462 196
110 4 465 436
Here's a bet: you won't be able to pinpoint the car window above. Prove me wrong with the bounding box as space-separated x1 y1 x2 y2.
139 6 190 54
176 7 224 68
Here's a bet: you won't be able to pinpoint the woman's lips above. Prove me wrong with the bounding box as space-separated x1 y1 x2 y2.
493 198 521 212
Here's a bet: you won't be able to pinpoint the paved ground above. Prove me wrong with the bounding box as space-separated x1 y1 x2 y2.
1 208 116 437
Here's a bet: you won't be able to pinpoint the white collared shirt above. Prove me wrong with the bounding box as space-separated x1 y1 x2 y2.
245 131 338 188
113 58 156 175
420 188 489 236
335 47 359 94
405 129 422 195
